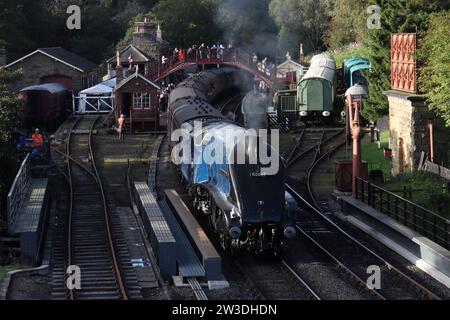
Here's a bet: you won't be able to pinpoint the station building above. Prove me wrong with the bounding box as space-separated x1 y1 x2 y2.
385 33 450 175
106 17 168 80
3 47 99 94
106 18 168 132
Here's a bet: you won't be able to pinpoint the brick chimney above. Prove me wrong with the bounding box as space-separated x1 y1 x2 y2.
131 18 163 61
299 43 305 65
115 50 123 83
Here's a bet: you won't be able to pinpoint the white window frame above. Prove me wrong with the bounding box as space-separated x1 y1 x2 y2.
133 92 151 109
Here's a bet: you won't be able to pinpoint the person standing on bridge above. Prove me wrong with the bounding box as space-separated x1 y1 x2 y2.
252 53 258 68
117 114 125 140
178 48 185 62
262 57 268 74
219 44 225 60
199 43 205 59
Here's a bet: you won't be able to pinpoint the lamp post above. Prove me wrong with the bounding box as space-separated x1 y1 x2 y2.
345 84 368 198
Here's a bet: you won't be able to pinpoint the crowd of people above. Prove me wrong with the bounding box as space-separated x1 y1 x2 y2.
157 43 282 110
158 82 176 112
160 43 278 80
161 42 236 67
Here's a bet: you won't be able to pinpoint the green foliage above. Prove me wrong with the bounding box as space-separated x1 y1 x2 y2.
384 171 450 218
323 0 369 50
0 68 23 231
0 68 23 141
418 12 450 127
362 131 391 179
152 0 222 50
329 43 370 68
0 0 159 64
269 0 332 56
363 0 449 122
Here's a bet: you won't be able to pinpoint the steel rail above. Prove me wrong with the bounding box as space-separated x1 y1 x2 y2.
285 128 306 164
280 260 322 300
66 116 82 300
306 139 346 210
50 146 98 183
287 129 344 168
88 116 128 300
286 184 442 300
60 116 128 300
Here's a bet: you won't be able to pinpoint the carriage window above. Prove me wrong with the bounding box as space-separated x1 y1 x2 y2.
133 92 151 109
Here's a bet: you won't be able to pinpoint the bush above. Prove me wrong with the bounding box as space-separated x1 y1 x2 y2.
418 12 450 127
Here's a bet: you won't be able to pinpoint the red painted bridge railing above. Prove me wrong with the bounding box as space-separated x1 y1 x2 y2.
145 49 290 86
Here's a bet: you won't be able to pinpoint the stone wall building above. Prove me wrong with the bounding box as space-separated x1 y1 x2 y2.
385 33 450 175
106 18 168 79
4 47 99 94
385 91 449 175
131 20 166 61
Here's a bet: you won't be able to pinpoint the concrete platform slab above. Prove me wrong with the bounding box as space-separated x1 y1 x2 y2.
341 196 450 288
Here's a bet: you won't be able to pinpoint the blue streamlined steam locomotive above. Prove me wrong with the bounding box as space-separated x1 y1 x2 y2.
168 68 297 255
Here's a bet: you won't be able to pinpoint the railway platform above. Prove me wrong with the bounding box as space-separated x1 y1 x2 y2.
340 195 450 288
7 154 50 265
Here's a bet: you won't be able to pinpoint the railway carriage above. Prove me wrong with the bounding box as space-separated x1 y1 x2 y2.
297 53 337 119
19 83 69 130
343 57 371 88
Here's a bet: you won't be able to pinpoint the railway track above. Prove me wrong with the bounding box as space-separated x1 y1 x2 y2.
288 184 441 300
50 116 128 300
285 127 345 210
235 256 321 300
285 126 441 299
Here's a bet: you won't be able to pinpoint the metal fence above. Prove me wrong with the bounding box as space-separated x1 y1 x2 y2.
423 160 450 181
7 154 31 231
356 177 450 249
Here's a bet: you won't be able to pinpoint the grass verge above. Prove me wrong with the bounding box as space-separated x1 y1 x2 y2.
383 171 450 218
362 131 390 179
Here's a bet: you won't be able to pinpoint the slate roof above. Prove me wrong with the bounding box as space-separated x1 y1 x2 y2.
5 47 98 72
107 45 152 64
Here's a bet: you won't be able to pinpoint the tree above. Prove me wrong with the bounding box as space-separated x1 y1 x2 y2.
1 0 161 65
67 4 124 63
269 0 332 56
0 0 52 62
418 12 450 127
323 0 369 50
0 68 23 231
363 0 449 122
152 0 222 50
